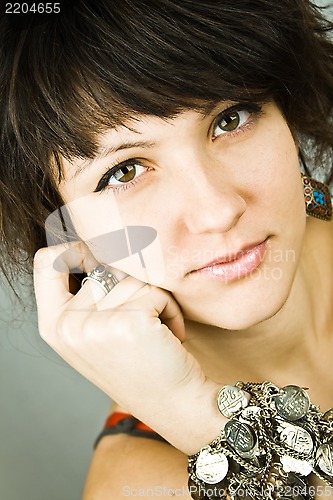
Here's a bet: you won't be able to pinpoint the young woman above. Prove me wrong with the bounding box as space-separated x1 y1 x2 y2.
1 0 333 498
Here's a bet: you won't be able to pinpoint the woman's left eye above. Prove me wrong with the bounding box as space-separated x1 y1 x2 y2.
95 161 147 192
212 105 261 139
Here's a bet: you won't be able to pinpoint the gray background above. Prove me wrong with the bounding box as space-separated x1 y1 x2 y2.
1 1 332 500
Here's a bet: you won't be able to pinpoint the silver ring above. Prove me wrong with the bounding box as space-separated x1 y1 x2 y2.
81 264 119 294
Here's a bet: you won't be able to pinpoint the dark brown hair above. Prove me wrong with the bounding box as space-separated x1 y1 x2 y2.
1 0 333 285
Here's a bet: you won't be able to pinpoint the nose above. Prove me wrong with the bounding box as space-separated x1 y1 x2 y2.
179 174 247 235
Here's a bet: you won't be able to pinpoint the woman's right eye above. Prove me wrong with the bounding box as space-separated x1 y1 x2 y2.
95 160 148 193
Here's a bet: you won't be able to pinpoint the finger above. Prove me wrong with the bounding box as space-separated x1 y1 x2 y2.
76 265 128 308
158 291 186 343
95 275 147 310
116 286 186 342
77 278 110 308
33 241 99 319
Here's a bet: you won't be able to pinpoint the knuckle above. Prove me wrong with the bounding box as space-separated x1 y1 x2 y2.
80 316 100 344
33 246 51 267
33 245 62 271
40 309 82 350
109 308 149 342
57 310 82 345
83 309 133 346
39 305 152 351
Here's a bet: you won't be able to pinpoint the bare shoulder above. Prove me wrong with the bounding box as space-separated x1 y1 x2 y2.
83 435 191 499
83 404 192 500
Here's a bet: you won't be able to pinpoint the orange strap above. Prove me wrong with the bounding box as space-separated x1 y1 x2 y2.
103 411 156 433
95 411 168 448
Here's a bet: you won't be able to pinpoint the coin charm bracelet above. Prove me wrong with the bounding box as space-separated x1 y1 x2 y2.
187 382 333 500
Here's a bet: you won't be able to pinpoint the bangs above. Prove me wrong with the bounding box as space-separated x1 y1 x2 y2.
7 0 290 165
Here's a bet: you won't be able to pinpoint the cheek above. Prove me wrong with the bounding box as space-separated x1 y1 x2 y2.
60 193 124 241
247 125 302 214
57 192 166 283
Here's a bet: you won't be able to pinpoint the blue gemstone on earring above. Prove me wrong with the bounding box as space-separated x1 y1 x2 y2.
313 191 325 205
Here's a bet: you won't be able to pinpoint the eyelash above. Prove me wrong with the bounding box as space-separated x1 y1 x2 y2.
95 103 263 194
95 160 150 194
212 103 263 140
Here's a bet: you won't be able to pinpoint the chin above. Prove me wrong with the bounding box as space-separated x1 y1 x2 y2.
214 303 286 331
180 277 294 332
184 302 284 331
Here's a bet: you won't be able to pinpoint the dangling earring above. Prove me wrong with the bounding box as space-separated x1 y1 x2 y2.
301 174 332 221
299 152 332 221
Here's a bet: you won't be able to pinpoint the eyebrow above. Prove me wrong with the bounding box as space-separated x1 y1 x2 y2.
71 140 156 180
70 101 227 181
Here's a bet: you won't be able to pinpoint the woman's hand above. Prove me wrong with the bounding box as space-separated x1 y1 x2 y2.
33 241 225 454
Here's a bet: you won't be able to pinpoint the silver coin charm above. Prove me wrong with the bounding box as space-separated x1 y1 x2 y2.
224 420 257 454
316 442 333 476
217 385 249 418
274 385 310 421
195 447 229 484
279 423 313 454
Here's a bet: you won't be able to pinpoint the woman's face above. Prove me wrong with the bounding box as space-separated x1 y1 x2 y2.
59 101 306 330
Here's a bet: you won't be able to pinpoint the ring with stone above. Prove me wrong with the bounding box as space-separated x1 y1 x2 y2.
81 264 119 294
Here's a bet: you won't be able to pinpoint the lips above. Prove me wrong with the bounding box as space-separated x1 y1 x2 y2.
190 239 268 282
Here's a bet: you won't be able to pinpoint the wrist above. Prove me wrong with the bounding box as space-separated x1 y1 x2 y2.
160 377 228 455
183 377 228 455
